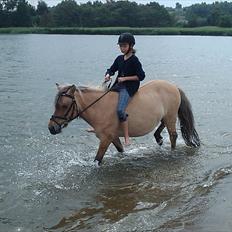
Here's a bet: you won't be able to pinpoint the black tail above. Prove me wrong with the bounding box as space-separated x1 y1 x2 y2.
178 88 200 147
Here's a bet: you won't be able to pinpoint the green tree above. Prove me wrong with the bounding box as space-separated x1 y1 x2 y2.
175 2 182 10
184 1 232 27
1 0 18 11
37 0 48 15
36 0 51 26
207 7 221 25
13 0 35 26
78 2 96 27
137 2 172 27
218 15 232 27
52 0 79 27
185 3 210 27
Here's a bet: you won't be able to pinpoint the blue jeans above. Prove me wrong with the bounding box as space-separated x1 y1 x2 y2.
117 87 131 122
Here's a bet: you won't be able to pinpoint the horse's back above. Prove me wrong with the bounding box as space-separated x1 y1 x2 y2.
126 80 181 136
139 80 179 95
131 80 180 112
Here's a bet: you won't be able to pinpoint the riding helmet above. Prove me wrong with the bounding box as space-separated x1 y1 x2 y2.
118 32 135 46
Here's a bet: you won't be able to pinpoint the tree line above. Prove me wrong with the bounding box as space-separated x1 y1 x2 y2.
1 0 232 28
184 2 232 27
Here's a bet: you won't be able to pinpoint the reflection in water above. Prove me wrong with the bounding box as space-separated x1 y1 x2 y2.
49 207 102 231
49 148 201 231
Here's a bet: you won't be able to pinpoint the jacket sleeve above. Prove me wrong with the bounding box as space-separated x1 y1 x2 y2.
105 56 119 76
135 57 145 81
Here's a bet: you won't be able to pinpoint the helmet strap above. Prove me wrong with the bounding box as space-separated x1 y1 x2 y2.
125 45 133 55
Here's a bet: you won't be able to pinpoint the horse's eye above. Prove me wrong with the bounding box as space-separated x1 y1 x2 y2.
56 102 66 110
55 102 60 108
62 105 68 109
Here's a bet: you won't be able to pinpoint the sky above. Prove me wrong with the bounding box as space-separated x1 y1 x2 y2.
28 0 229 8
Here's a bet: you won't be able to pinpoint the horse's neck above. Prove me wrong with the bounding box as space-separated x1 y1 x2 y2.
75 90 105 125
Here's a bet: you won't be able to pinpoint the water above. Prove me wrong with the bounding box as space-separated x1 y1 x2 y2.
0 34 232 232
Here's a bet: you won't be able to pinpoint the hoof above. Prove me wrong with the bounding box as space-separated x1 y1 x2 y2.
116 147 124 153
155 136 163 146
86 128 95 133
94 159 102 166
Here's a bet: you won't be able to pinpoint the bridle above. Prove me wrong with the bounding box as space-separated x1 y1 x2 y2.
50 86 78 128
50 83 112 128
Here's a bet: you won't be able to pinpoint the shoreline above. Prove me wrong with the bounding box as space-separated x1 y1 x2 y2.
1 26 232 36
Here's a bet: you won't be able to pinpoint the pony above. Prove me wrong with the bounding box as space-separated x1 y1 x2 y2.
48 80 200 165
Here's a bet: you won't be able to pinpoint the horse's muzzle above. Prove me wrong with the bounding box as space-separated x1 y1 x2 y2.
48 124 61 135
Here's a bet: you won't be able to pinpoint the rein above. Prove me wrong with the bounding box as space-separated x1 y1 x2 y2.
78 79 113 115
78 87 112 116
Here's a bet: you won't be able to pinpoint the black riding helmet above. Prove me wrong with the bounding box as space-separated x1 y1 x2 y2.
118 32 135 46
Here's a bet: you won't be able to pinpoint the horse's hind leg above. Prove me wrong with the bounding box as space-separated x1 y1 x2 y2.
154 120 165 146
112 137 124 152
164 116 178 150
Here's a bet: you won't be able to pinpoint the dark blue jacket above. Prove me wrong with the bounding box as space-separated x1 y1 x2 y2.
106 55 145 97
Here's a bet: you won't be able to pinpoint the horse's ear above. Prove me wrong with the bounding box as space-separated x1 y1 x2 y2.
56 83 61 90
70 84 76 93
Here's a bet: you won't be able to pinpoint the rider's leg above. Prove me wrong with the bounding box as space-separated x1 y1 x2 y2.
117 88 131 145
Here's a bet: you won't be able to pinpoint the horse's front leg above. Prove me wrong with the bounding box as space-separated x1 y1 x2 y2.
112 137 124 152
94 137 112 165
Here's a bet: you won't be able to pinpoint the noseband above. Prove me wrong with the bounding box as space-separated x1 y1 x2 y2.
50 87 78 128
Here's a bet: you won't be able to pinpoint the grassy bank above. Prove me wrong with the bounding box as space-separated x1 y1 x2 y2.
1 26 232 36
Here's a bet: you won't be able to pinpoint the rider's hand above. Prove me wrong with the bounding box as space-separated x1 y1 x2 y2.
105 74 111 82
118 77 125 83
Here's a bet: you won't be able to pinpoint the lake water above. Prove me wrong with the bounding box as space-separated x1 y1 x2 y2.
0 34 232 232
